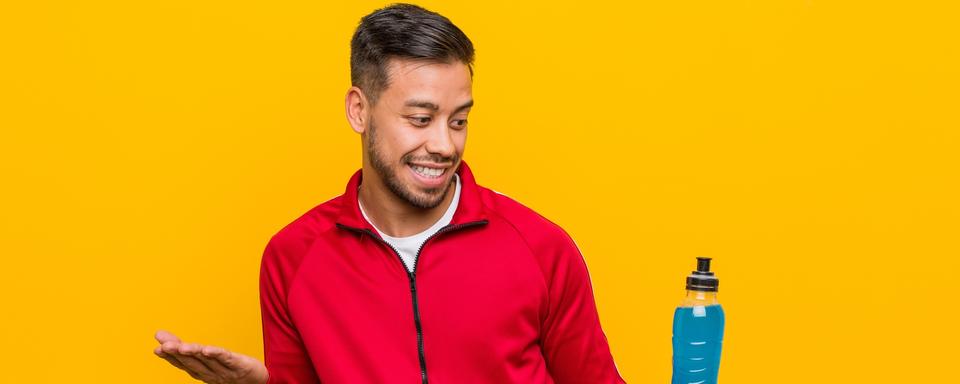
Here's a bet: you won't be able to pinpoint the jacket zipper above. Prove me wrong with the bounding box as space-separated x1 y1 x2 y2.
336 219 488 384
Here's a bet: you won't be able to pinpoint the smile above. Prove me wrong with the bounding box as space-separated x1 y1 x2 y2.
410 164 445 178
407 163 449 188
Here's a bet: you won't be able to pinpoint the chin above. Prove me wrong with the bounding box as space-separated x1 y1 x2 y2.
403 177 453 209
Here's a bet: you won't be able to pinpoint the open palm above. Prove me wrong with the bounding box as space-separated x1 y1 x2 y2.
154 330 269 384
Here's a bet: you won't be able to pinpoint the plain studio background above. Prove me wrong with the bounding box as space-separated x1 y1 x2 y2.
1 1 957 382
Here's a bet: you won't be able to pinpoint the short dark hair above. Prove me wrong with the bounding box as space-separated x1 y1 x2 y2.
350 3 475 106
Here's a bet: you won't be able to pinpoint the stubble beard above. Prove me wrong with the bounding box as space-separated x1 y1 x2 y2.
366 117 457 210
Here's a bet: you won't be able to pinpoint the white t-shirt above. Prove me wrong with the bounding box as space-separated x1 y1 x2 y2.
358 173 461 273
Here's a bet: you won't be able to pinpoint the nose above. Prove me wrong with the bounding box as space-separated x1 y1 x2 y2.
424 120 457 160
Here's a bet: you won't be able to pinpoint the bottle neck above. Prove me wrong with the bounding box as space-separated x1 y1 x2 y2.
680 289 720 307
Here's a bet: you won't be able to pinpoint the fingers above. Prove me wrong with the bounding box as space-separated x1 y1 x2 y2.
183 344 234 377
154 344 187 370
153 332 256 382
161 341 219 381
154 329 182 344
200 345 242 371
153 331 186 369
153 330 182 367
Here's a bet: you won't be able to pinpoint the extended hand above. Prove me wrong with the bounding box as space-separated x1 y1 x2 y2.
154 330 269 384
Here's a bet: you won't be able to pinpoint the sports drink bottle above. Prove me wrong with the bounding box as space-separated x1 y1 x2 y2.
671 257 725 384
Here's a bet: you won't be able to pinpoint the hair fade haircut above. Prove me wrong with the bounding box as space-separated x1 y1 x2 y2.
350 3 475 106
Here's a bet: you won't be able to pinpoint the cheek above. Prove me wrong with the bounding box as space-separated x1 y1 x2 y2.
374 123 408 150
387 135 424 160
454 132 467 152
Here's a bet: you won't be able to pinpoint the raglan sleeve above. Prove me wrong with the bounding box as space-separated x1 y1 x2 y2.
259 238 322 384
540 228 627 383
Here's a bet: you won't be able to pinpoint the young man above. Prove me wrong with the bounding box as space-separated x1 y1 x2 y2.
154 4 626 383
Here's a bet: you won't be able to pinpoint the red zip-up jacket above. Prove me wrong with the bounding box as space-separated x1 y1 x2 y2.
260 160 626 383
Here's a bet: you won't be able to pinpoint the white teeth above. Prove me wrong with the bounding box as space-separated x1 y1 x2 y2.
410 164 445 178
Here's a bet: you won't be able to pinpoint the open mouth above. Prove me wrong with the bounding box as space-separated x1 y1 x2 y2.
410 164 445 178
407 163 448 187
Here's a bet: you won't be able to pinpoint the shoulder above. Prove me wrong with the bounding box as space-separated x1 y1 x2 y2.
261 195 343 268
478 186 579 254
477 186 587 293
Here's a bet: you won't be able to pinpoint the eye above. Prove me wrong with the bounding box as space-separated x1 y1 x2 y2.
409 116 431 127
450 119 468 129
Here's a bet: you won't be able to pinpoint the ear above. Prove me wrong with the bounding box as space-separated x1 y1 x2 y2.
345 86 369 134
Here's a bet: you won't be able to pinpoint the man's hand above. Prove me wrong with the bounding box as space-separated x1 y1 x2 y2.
154 330 269 384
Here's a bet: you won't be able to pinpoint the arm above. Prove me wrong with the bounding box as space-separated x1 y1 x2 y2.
540 230 626 383
259 241 322 384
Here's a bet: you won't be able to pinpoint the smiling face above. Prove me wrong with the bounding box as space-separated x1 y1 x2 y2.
357 58 473 210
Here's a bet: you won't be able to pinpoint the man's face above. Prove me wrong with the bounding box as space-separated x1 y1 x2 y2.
363 58 473 210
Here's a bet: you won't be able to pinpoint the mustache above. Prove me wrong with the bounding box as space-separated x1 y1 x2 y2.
403 155 458 166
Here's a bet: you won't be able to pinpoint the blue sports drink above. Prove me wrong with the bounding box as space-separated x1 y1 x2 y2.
672 257 725 384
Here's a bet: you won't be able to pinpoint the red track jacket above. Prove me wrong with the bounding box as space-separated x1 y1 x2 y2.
260 160 626 383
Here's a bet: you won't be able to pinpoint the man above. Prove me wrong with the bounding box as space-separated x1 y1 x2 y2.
154 3 625 383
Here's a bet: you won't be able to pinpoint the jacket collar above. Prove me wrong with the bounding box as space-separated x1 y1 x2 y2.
335 160 489 233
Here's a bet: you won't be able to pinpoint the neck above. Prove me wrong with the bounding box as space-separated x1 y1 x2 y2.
357 169 456 238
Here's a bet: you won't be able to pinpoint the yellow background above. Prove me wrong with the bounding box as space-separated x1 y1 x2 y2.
1 1 957 382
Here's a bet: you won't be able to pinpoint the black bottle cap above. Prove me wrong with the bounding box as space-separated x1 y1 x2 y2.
686 256 719 292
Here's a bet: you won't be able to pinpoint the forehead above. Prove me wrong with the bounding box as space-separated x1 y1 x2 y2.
379 58 473 106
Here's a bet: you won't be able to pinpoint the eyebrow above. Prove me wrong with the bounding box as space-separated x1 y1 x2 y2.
404 99 474 113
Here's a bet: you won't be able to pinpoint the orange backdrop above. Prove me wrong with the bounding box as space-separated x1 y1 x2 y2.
1 1 958 382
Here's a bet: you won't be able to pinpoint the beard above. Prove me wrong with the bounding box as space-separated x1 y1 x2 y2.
366 117 458 210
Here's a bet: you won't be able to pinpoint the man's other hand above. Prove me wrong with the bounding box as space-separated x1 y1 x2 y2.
154 330 269 384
